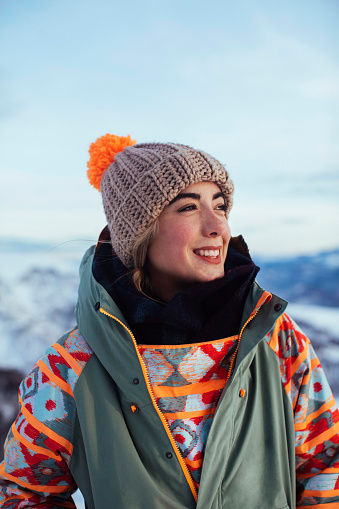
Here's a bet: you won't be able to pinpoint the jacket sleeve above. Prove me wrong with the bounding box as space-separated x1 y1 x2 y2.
0 328 92 508
267 313 339 507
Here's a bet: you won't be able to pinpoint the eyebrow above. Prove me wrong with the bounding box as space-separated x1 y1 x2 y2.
170 191 224 204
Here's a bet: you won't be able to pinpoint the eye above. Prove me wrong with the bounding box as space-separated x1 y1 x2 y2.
216 203 227 211
178 204 197 212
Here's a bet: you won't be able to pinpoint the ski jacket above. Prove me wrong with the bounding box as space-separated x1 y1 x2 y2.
0 245 338 508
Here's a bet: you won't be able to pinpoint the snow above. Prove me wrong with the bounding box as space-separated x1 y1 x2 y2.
287 303 339 338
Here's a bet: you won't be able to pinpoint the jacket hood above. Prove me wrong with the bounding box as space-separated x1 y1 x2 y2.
75 244 150 395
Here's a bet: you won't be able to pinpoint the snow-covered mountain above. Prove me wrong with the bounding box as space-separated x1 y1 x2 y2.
255 248 339 307
0 240 82 372
0 239 338 467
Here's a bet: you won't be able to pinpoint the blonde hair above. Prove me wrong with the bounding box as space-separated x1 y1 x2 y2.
131 220 159 295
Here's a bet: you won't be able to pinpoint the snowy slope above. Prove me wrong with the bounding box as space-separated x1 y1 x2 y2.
0 240 84 372
256 248 339 307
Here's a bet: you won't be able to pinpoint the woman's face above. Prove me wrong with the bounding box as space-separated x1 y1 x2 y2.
147 181 231 301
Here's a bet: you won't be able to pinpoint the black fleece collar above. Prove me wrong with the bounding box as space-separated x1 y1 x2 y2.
93 227 260 345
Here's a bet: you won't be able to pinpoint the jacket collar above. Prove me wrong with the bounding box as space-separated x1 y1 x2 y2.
91 227 260 345
75 231 287 386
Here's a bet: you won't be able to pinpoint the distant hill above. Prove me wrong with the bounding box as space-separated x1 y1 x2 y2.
256 248 339 307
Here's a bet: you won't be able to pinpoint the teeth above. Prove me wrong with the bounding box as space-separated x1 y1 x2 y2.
195 249 220 257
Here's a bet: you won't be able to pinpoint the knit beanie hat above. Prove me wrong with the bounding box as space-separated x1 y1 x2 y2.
87 134 234 268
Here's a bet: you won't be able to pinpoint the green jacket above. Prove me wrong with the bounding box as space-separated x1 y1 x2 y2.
1 245 338 508
73 246 293 508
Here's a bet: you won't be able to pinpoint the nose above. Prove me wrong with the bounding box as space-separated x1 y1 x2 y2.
201 209 227 237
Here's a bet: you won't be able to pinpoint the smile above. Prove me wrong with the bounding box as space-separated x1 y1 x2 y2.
194 249 220 258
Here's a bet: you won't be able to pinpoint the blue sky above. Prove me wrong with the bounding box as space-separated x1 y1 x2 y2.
1 0 338 256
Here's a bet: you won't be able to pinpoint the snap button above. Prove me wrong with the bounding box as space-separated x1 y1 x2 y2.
133 378 140 385
94 302 100 311
239 389 246 398
130 404 139 413
166 452 173 459
274 303 282 312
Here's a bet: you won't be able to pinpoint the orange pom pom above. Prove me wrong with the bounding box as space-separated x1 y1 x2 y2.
87 134 136 191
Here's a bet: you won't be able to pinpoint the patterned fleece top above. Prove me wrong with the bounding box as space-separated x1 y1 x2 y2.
139 335 239 490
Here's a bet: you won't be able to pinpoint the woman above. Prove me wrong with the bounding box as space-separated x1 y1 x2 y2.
0 135 338 508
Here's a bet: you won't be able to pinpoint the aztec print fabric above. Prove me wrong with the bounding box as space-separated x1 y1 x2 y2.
0 327 93 508
0 315 338 506
138 336 239 489
266 314 339 506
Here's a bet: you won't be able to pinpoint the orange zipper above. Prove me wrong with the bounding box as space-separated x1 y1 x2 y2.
226 291 272 387
99 307 198 502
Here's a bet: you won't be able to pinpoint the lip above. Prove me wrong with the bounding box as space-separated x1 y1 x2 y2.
194 245 222 251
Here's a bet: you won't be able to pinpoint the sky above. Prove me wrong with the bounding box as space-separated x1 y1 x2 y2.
1 0 338 257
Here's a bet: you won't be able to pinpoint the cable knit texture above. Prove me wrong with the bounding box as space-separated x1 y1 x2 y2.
100 142 234 267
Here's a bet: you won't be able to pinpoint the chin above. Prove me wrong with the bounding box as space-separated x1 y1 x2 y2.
198 271 225 284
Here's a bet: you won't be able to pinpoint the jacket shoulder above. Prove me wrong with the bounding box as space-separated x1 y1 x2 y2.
265 313 334 410
34 326 94 392
16 327 94 452
265 313 311 397
17 327 94 451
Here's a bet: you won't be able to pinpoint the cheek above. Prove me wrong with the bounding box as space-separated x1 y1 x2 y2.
159 219 195 246
149 224 192 265
166 227 196 259
224 222 231 242
220 222 231 262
